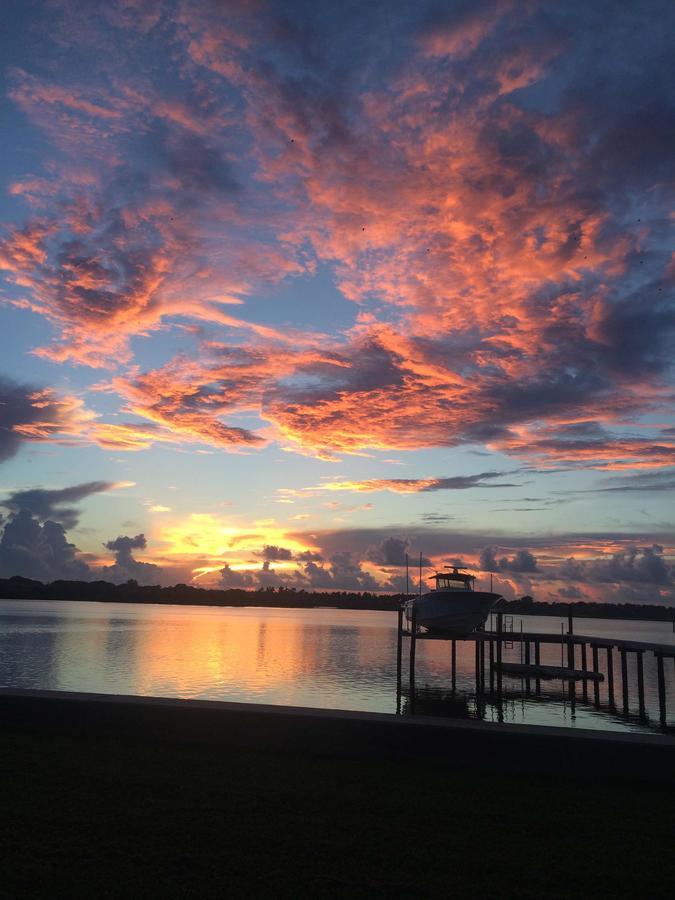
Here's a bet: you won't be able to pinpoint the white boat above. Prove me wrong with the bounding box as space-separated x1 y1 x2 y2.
404 567 501 637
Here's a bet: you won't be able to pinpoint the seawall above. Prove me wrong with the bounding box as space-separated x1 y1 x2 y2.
2 688 674 784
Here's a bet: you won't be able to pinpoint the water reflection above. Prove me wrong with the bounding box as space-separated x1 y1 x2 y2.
0 600 673 734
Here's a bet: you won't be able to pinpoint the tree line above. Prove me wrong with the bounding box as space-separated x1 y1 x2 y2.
1 576 674 621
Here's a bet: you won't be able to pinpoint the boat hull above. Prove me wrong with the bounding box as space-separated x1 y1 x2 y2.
405 590 501 637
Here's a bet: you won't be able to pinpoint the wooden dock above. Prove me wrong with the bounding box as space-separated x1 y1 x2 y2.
396 608 675 728
494 662 604 682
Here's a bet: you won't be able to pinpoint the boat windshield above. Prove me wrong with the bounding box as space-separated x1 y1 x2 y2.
434 574 473 591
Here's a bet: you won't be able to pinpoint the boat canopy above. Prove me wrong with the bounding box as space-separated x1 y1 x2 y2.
430 568 475 591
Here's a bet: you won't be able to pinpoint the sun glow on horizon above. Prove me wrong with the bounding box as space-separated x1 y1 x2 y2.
158 513 318 565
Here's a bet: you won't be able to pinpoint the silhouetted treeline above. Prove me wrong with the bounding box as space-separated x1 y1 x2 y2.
0 576 401 611
492 594 675 622
0 576 673 621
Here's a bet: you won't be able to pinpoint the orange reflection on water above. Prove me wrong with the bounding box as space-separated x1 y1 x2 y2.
130 608 326 701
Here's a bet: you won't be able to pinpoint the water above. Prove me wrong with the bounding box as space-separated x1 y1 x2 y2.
1 599 673 734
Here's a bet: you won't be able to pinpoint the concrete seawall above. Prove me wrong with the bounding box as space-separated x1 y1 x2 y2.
2 688 674 783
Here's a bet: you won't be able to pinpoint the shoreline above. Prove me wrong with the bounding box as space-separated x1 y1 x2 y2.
3 688 675 784
2 590 675 623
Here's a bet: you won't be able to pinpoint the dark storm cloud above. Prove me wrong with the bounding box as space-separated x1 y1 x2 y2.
0 510 91 581
367 536 431 567
2 481 120 529
104 533 147 555
558 545 672 586
220 563 255 589
480 546 539 573
100 533 163 585
298 551 379 591
296 550 324 562
0 376 83 463
260 544 294 561
220 547 379 591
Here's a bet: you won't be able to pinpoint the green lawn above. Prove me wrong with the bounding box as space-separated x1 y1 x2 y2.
1 731 673 899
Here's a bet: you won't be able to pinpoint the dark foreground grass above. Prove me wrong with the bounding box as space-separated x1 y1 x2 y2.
1 731 674 899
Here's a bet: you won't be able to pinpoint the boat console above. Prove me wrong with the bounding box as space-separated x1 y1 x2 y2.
431 568 475 592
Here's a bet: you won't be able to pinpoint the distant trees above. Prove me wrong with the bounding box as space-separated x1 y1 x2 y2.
0 576 672 620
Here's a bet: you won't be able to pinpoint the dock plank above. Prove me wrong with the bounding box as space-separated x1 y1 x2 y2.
495 662 604 682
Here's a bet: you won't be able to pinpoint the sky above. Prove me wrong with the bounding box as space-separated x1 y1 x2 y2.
1 0 674 604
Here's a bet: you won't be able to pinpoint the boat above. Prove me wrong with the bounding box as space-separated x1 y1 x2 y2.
404 567 501 637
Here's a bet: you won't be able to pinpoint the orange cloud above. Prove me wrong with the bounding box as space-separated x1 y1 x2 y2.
3 2 673 473
0 381 96 462
309 472 518 493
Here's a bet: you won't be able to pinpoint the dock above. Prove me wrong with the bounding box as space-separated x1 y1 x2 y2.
396 608 675 728
494 662 604 681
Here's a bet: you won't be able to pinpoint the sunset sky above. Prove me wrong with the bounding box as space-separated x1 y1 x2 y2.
1 0 674 603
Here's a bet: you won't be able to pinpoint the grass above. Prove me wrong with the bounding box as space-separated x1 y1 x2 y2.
1 730 674 899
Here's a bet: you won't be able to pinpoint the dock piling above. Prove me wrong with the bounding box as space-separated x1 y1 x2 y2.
636 651 646 719
496 612 503 696
409 606 417 707
606 647 615 706
396 605 403 713
396 606 403 680
475 638 484 695
620 649 629 715
581 643 588 701
656 654 667 727
480 639 486 693
567 614 575 705
451 640 457 692
488 638 494 693
524 640 531 693
592 645 600 705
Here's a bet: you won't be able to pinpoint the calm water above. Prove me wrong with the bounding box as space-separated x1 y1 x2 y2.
1 600 674 734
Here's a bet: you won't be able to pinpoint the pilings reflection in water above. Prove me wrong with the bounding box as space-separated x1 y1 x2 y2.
396 610 675 732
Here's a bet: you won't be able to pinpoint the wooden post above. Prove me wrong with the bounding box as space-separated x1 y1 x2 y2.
396 605 403 682
475 638 481 695
567 613 575 704
620 649 629 715
534 641 541 694
409 605 417 705
489 638 495 693
451 639 457 692
606 647 615 706
480 638 486 693
567 613 575 670
581 643 588 701
524 640 531 693
496 611 503 696
656 654 666 727
592 645 600 705
636 651 646 719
